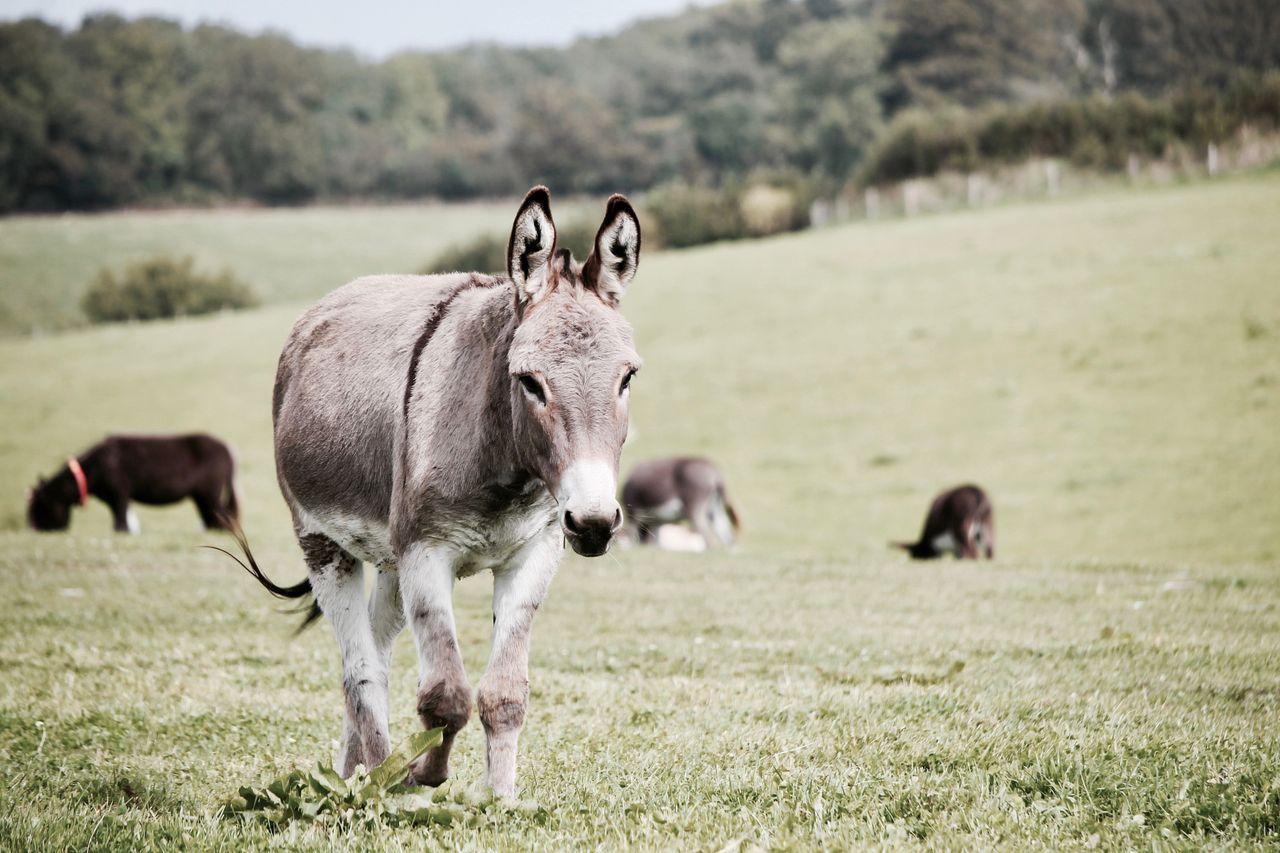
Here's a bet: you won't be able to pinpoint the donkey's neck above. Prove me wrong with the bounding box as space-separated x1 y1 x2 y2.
460 289 534 487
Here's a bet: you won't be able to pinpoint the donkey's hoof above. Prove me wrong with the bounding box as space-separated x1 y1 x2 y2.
408 754 449 788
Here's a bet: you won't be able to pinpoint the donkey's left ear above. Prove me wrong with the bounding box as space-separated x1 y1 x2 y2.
583 194 641 306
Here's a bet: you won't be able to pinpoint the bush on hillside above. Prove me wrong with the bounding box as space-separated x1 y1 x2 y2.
82 256 258 324
643 183 743 249
424 176 816 273
860 72 1280 185
421 218 606 276
644 175 812 249
423 233 507 275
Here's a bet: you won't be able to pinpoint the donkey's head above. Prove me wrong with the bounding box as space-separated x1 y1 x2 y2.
506 187 642 557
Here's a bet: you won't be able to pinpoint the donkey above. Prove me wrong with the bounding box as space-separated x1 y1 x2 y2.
26 434 238 533
238 187 642 797
620 457 740 549
894 484 994 559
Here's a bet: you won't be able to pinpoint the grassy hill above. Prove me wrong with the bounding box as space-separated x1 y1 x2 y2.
0 175 1278 848
0 199 588 336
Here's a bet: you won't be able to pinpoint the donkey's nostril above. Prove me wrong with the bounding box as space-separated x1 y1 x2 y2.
563 509 585 536
611 507 623 532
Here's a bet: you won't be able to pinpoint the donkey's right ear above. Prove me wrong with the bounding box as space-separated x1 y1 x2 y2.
508 186 557 304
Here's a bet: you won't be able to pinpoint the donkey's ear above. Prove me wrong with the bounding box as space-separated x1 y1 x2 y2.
508 186 557 304
583 194 641 306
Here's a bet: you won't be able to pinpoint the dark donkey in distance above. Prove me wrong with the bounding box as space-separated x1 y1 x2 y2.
27 434 239 533
234 187 644 797
894 484 994 559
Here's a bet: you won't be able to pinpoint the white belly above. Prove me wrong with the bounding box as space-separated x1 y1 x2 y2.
636 497 683 525
297 505 396 566
451 500 558 577
931 531 958 555
655 524 706 553
295 488 557 575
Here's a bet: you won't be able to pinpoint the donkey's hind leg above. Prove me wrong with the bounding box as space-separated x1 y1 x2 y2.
706 493 738 549
684 498 716 550
300 533 392 776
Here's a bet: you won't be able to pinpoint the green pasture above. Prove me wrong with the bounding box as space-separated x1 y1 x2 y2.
0 199 591 337
1 174 1278 849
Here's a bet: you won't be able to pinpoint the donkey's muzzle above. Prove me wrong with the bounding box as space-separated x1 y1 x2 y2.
562 507 623 557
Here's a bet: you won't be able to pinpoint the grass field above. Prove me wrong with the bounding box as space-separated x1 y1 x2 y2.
1 174 1278 849
0 199 591 337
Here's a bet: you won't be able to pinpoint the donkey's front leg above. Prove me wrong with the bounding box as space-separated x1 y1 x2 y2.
478 530 561 796
400 543 471 786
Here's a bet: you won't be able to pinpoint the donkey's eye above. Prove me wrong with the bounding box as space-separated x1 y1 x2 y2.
518 374 546 404
619 369 637 396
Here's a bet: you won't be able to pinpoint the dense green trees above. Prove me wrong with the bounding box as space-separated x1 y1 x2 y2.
884 0 1086 109
0 0 1276 212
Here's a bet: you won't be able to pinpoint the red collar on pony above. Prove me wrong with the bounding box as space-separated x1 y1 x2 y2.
67 458 88 506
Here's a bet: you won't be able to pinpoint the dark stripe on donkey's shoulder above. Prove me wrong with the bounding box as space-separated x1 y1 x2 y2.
403 275 504 422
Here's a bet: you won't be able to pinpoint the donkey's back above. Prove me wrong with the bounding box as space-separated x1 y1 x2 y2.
273 272 506 554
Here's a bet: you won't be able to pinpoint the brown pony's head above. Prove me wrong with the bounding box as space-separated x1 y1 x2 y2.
506 187 643 557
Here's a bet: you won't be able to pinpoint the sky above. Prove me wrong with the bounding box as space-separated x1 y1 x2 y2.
0 0 707 56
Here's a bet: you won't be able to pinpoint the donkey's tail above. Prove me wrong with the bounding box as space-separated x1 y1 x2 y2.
204 519 322 633
719 484 742 532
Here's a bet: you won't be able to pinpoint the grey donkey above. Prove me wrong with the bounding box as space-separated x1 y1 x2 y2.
234 187 643 796
620 457 740 549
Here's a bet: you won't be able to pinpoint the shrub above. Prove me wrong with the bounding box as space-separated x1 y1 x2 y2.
642 183 744 249
552 219 600 261
422 218 605 276
82 256 258 324
740 185 800 237
859 72 1280 186
422 233 507 275
644 175 812 249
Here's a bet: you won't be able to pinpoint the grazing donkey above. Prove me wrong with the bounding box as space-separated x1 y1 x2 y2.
894 484 994 559
240 187 642 797
26 434 238 533
620 457 740 549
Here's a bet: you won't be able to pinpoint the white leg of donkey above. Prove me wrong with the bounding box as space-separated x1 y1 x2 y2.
478 530 561 796
303 535 393 776
400 543 473 787
332 560 401 768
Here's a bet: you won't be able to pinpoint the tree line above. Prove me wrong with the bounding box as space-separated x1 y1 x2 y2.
2 0 1277 213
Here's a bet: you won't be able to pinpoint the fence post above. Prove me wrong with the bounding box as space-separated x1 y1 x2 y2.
1045 161 1060 197
967 173 980 207
1127 153 1139 183
809 199 829 227
864 187 879 220
903 182 919 217
1207 143 1219 177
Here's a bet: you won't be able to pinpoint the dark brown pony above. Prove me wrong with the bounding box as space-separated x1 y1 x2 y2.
894 484 994 559
26 434 238 533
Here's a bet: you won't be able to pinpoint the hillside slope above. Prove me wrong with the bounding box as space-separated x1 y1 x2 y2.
2 175 1278 564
